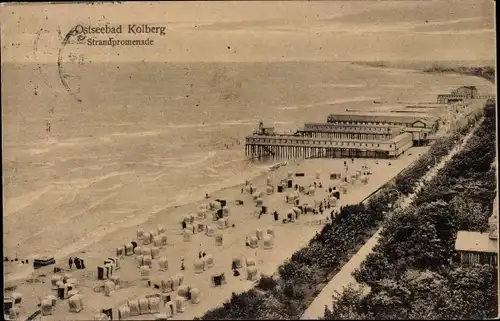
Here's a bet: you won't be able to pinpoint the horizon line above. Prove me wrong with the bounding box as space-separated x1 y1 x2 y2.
1 58 495 65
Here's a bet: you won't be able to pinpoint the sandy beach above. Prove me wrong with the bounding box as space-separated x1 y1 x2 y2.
4 148 428 320
3 64 494 320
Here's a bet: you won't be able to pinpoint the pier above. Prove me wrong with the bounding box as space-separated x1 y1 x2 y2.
245 88 493 162
244 110 442 161
245 122 414 160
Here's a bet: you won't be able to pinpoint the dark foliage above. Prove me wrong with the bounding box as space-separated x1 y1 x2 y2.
423 65 496 83
326 99 498 320
256 275 278 292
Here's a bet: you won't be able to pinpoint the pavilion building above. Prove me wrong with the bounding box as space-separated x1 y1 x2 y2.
245 112 439 160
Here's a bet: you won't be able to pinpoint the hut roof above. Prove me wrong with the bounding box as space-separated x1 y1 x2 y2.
454 231 497 253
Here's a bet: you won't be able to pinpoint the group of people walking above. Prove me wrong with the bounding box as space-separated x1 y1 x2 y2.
68 256 85 270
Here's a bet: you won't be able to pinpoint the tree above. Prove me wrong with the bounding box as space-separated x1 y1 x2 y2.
322 286 370 320
449 196 488 232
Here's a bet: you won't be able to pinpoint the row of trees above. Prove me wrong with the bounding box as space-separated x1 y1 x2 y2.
197 106 486 320
395 104 484 196
324 100 497 320
423 65 495 83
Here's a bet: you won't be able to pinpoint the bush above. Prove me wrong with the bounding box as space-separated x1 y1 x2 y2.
328 98 498 319
256 275 278 292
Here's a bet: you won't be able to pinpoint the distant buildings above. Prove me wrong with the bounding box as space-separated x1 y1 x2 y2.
245 112 439 160
437 86 494 104
454 196 498 266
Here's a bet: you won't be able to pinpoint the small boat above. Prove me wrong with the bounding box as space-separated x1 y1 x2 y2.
373 100 381 104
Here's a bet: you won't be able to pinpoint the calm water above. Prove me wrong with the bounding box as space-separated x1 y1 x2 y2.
2 61 494 258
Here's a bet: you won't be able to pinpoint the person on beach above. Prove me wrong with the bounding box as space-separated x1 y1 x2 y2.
330 211 334 221
81 259 85 269
68 257 73 269
198 252 202 259
202 252 206 258
205 193 209 199
274 211 279 221
192 225 196 234
182 220 187 230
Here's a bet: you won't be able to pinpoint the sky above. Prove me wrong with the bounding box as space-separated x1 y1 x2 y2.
0 0 495 63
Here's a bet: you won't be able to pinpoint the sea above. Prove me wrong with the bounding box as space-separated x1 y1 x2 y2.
2 61 494 259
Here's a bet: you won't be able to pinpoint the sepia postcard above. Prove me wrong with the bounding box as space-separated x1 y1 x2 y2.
1 1 497 320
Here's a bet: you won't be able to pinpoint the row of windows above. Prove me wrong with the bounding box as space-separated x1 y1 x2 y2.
309 133 393 140
248 138 389 148
306 125 394 132
328 121 408 126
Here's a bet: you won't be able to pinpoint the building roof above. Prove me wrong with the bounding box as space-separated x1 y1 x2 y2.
326 113 437 124
406 104 446 108
415 119 438 128
304 122 401 128
390 110 430 114
328 114 418 123
454 231 498 253
246 133 405 145
389 132 413 144
403 127 433 133
301 123 403 134
458 86 478 91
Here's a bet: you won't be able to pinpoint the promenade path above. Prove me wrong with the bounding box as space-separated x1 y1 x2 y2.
301 117 483 320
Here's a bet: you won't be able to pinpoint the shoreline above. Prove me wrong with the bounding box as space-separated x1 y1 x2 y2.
3 159 285 282
4 150 428 321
